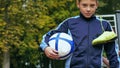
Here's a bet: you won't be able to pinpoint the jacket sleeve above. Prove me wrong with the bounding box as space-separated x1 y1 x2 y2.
40 19 69 51
103 21 120 68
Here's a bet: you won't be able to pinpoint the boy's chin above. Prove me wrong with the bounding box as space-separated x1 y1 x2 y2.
84 16 92 18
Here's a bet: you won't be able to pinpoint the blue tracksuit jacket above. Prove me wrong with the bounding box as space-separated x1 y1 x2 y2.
40 14 120 68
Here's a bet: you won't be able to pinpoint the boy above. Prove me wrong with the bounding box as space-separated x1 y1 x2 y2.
40 0 120 68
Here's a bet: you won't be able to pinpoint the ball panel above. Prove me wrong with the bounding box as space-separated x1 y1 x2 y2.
58 39 71 56
59 33 72 40
49 40 56 49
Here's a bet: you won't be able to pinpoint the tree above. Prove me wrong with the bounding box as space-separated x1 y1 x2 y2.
98 0 120 14
0 0 56 68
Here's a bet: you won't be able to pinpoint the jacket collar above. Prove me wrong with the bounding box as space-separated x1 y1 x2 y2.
79 13 96 21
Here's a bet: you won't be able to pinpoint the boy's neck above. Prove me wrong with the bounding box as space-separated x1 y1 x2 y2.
80 13 95 21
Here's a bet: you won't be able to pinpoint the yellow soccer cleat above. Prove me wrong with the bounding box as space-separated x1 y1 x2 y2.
92 31 117 45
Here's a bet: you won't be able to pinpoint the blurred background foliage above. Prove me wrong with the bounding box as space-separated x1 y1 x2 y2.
0 0 120 68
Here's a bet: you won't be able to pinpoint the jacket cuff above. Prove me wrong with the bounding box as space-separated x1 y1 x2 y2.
40 43 48 51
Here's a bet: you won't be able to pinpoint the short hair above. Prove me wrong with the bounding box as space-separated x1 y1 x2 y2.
78 0 98 2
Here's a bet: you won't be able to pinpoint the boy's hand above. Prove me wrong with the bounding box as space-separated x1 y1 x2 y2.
44 46 59 59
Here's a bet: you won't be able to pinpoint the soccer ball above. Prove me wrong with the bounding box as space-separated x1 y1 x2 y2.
48 32 74 60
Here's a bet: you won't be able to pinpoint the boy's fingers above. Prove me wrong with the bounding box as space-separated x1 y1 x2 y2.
53 49 58 54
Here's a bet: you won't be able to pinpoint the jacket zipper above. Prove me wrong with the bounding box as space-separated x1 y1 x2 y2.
86 21 90 68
